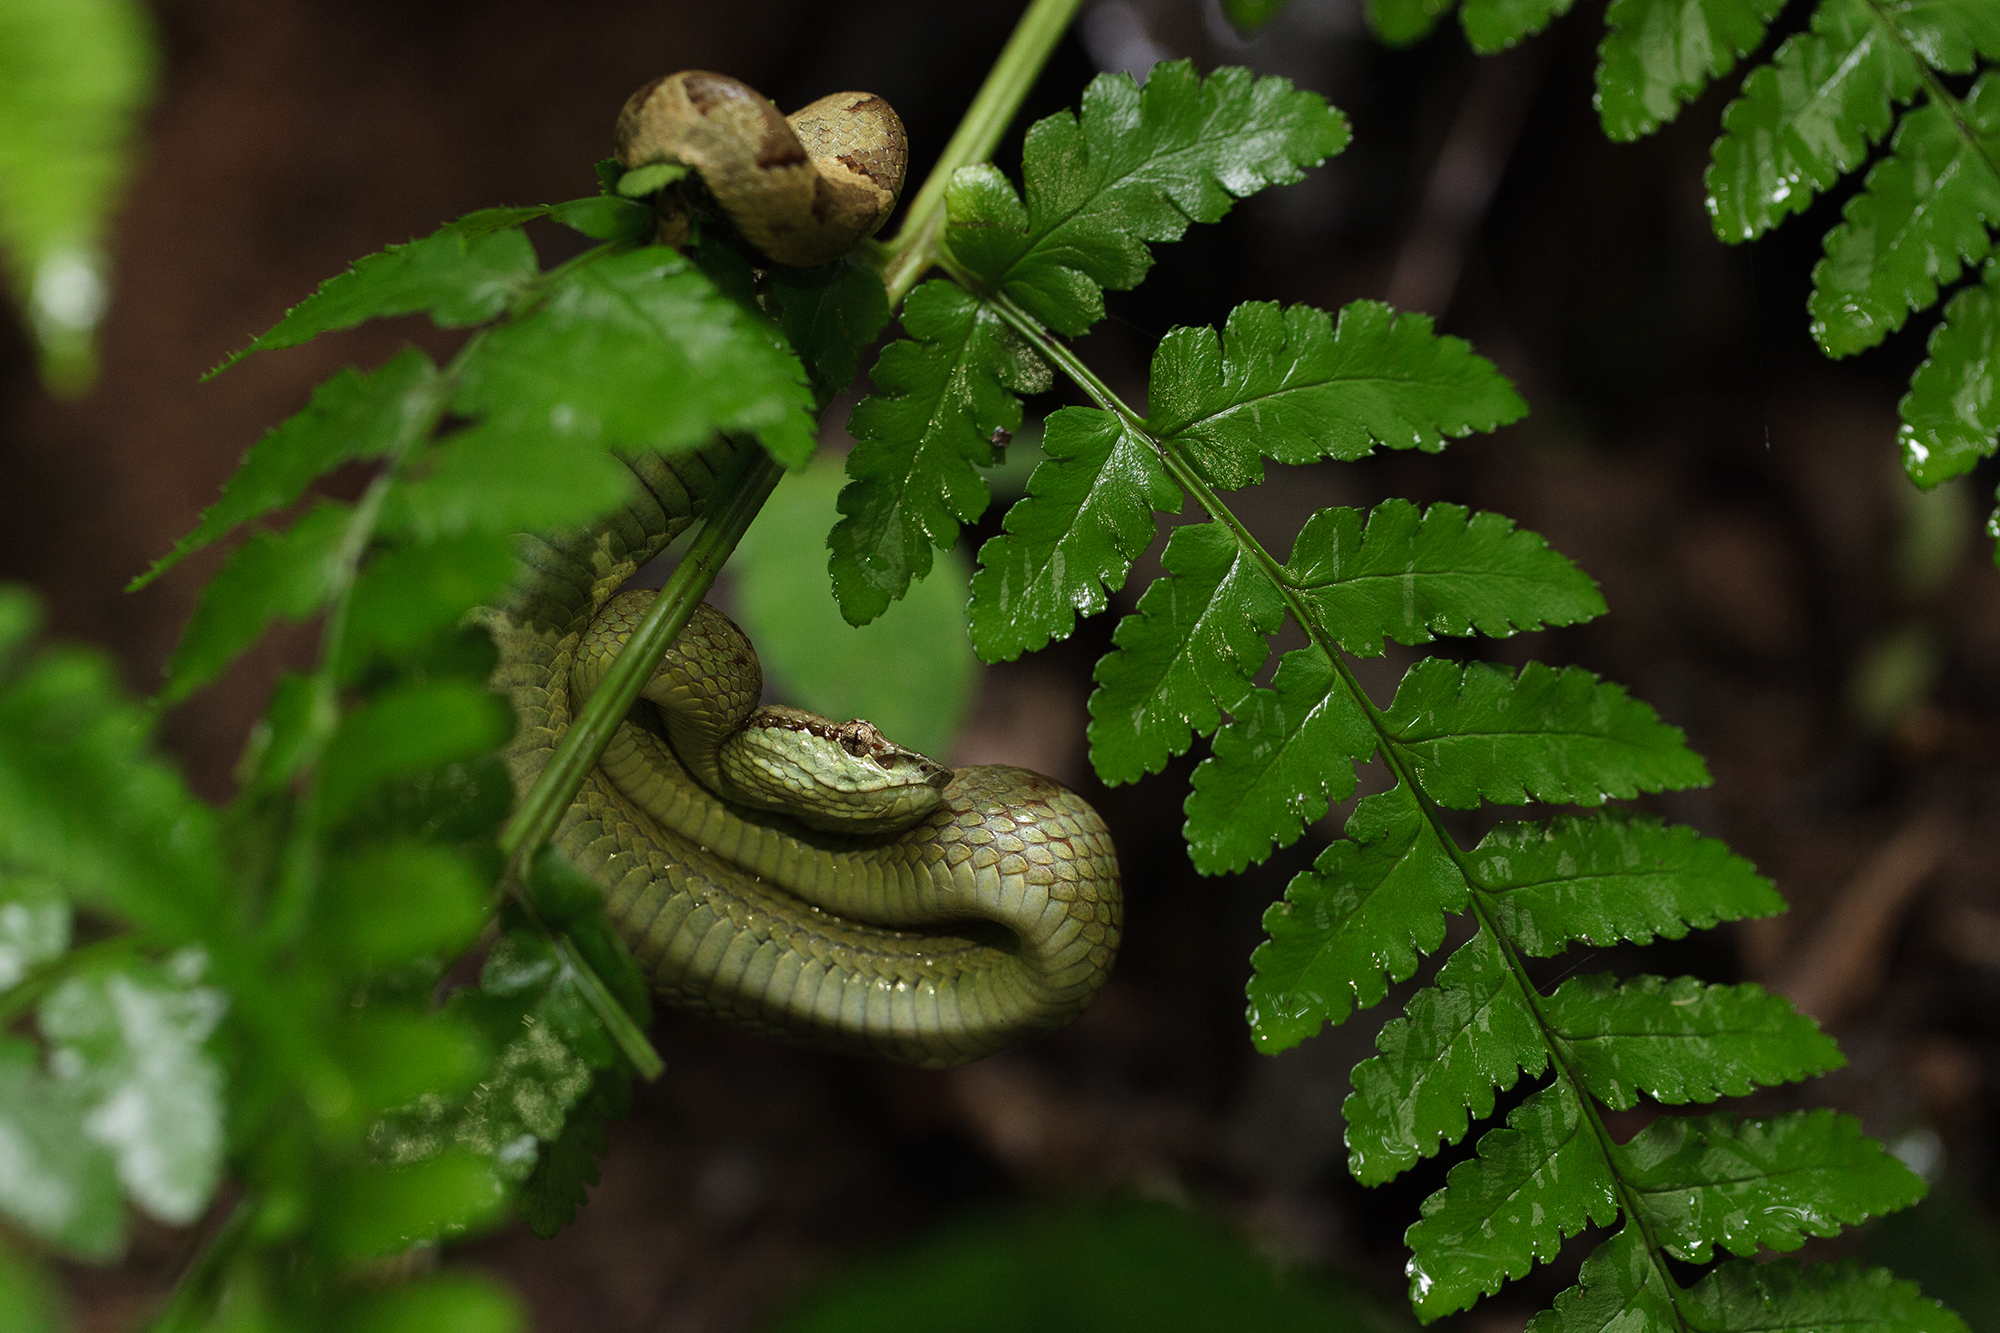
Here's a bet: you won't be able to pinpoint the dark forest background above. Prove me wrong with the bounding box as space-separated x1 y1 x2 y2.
5 0 1998 1328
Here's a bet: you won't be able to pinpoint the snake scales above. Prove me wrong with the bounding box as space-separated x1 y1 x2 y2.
477 75 1121 1068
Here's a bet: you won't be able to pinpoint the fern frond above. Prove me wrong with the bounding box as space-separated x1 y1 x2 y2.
963 407 1175 660
1285 500 1604 657
1149 301 1526 489
1405 1083 1620 1318
1086 522 1288 784
1898 256 2000 488
1596 0 1784 140
1685 1258 1972 1333
1809 75 2000 357
944 63 1349 336
1524 1227 1676 1333
826 281 1049 625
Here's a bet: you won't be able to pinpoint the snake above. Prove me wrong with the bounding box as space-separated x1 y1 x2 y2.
475 75 1122 1068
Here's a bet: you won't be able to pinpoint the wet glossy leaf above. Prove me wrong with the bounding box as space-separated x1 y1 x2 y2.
1087 522 1285 785
768 253 891 400
1405 1083 1620 1319
1382 660 1711 809
1246 786 1469 1052
1343 931 1545 1187
1685 1258 1971 1333
967 407 1179 664
1183 647 1372 875
1898 258 2000 488
946 62 1349 336
1473 813 1784 956
1284 500 1602 657
832 281 1049 627
1620 1110 1926 1262
1525 1227 1677 1333
1150 302 1526 490
1596 0 1784 140
1547 975 1843 1109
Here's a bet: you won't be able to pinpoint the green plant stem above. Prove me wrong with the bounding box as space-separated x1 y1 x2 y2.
879 0 1084 306
498 448 785 867
993 288 1701 1325
151 1194 253 1333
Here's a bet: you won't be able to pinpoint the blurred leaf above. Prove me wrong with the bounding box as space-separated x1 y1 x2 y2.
132 349 444 589
452 247 815 466
775 1202 1401 1333
332 1009 488 1118
1868 1182 2000 1333
1223 0 1291 34
1087 522 1285 785
339 1273 526 1333
1284 500 1602 656
0 873 69 991
1458 0 1577 53
1369 0 1461 44
316 680 515 824
317 842 490 971
1382 659 1711 808
0 1036 123 1259
735 456 977 758
39 959 227 1226
831 280 1049 627
216 211 545 369
0 1238 64 1333
517 1069 629 1239
161 501 355 705
545 195 652 244
0 0 156 393
340 533 517 675
945 63 1349 337
314 1151 508 1259
381 420 637 542
967 407 1179 664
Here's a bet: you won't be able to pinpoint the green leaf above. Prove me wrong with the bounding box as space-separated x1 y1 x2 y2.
218 210 544 369
1404 1083 1620 1319
1547 975 1843 1109
39 961 227 1226
381 420 636 542
1370 0 1461 45
453 247 815 466
318 842 491 970
831 281 1050 626
1885 0 2000 73
1343 930 1546 1187
131 349 444 590
1150 301 1526 489
1810 77 2000 358
735 456 977 758
339 1273 526 1333
1898 258 2000 488
1685 1258 1972 1333
946 63 1350 336
0 1238 64 1333
160 501 354 704
1223 0 1291 33
1285 500 1602 656
1596 0 1785 141
0 1038 123 1258
1086 522 1286 785
518 1069 629 1239
1382 660 1711 809
0 611 225 940
1182 647 1373 875
1473 813 1784 956
617 162 687 197
317 680 515 824
1705 0 1922 243
967 407 1180 663
0 874 69 991
340 532 517 674
0 0 156 392
1620 1110 1926 1262
1525 1227 1678 1333
1459 0 1578 53
332 1008 488 1119
314 1151 508 1259
1245 786 1470 1052
546 194 652 244
768 254 892 400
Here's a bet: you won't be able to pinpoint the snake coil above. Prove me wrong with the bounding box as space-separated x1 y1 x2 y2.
478 77 1121 1067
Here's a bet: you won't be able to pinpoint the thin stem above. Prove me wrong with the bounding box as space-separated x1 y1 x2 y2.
879 0 1085 306
150 1195 254 1333
498 448 785 865
998 286 1699 1326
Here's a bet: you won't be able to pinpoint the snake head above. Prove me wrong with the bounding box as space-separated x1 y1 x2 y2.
718 705 951 835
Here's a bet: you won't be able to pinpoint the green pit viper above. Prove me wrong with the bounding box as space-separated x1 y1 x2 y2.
477 73 1122 1068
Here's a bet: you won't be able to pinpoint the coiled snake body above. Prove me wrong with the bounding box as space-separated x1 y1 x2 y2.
478 77 1121 1068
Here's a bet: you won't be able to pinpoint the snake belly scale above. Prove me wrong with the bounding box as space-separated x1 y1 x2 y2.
479 76 1121 1065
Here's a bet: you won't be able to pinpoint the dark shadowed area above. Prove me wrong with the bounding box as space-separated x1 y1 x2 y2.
7 0 1997 1329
